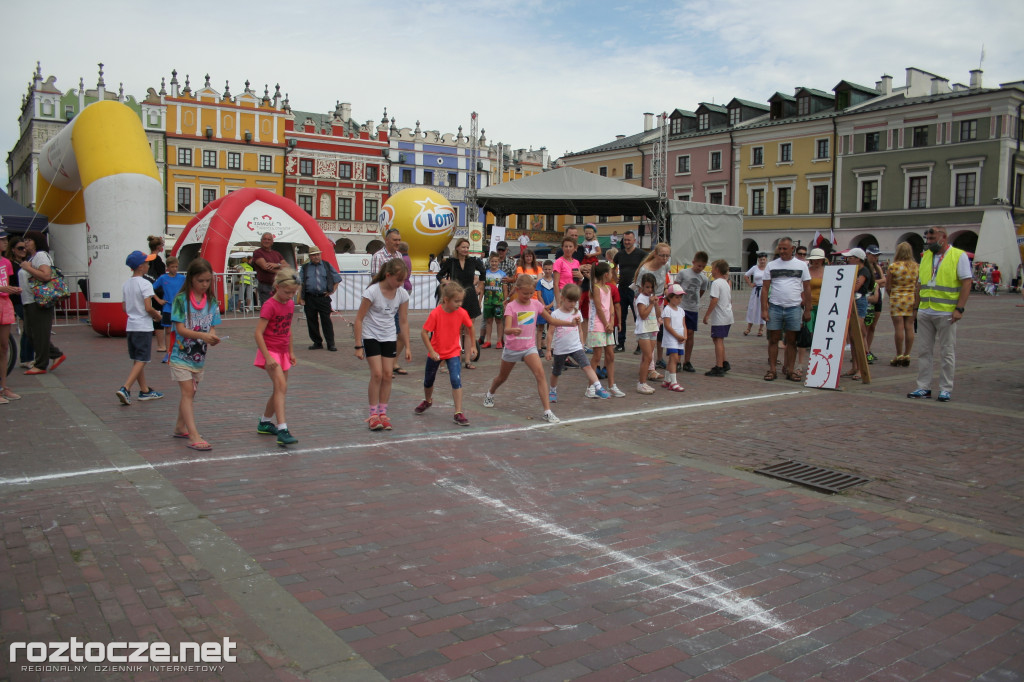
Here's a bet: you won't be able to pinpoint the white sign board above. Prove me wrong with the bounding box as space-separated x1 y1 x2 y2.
805 265 855 390
488 225 507 258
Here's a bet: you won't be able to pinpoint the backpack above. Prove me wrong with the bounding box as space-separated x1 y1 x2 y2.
31 265 71 308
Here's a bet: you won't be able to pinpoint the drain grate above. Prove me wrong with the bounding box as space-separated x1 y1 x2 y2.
754 459 871 494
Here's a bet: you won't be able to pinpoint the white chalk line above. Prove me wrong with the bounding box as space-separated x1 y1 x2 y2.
0 390 806 488
437 480 784 629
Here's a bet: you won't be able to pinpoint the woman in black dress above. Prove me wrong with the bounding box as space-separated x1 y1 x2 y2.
436 238 484 368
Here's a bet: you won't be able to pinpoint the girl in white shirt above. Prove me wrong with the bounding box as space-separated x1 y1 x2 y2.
661 284 687 392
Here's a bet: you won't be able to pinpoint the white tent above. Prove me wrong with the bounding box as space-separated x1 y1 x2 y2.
667 201 744 267
974 206 1022 272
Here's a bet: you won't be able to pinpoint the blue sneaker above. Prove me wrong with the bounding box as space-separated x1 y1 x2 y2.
583 346 593 355
937 391 951 402
596 366 608 379
594 387 611 399
906 388 932 399
548 388 557 403
276 428 298 446
138 389 164 401
115 386 131 405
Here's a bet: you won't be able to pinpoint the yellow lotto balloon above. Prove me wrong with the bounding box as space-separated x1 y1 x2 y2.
378 188 456 271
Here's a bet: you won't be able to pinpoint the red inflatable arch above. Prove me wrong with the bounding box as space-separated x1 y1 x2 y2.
170 188 339 307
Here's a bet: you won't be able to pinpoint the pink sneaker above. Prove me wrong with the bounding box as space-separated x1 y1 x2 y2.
453 412 470 426
414 400 432 414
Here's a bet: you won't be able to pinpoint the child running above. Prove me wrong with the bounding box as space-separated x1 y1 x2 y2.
634 273 661 394
169 259 222 451
152 256 185 363
354 258 411 431
535 260 556 349
483 274 577 423
702 259 734 377
547 284 610 401
587 262 625 397
661 283 687 392
254 268 300 446
417 281 478 425
116 250 164 405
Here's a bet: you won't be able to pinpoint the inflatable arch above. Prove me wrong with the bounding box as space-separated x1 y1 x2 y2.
170 188 339 308
36 100 163 336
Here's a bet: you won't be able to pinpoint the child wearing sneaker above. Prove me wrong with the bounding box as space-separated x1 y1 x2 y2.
546 283 609 401
254 268 301 446
535 260 556 350
661 283 687 392
587 263 625 397
354 258 411 431
634 273 661 394
117 251 165 406
169 258 222 451
418 282 478 425
484 274 577 422
480 252 507 349
702 259 734 377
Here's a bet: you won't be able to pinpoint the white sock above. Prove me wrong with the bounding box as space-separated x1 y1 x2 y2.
260 416 272 423
668 373 677 384
544 409 554 416
486 391 494 399
277 423 287 430
591 381 602 389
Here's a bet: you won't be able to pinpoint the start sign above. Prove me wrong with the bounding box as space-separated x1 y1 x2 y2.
806 265 856 389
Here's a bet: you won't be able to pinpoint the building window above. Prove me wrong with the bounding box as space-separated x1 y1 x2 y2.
708 192 723 205
709 151 722 171
300 159 313 176
729 108 740 126
366 165 378 182
338 163 352 180
227 152 241 170
815 139 830 159
365 198 378 222
777 187 792 215
297 195 313 215
624 163 634 180
908 176 928 208
203 150 217 168
812 185 829 214
598 215 608 223
779 143 792 163
698 113 709 130
865 132 880 153
447 172 458 187
575 215 584 224
861 180 878 211
259 154 272 172
337 197 352 221
599 166 607 177
202 188 216 207
798 97 810 116
177 148 192 166
176 187 191 212
677 194 691 201
677 155 690 173
751 147 763 166
913 126 928 147
959 120 978 142
546 215 557 230
422 170 433 186
751 189 765 215
401 168 413 184
955 172 977 206
670 118 682 135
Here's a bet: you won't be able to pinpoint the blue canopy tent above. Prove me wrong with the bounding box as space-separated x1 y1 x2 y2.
0 188 48 233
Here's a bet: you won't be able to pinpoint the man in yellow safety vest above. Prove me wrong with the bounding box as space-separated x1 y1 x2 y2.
907 226 972 402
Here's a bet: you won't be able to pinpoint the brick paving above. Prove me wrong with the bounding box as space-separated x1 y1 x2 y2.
2 291 1023 680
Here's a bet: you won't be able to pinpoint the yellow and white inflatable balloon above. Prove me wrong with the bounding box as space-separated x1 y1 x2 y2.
378 188 455 271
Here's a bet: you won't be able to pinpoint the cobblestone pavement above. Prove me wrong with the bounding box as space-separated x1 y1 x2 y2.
2 291 1022 681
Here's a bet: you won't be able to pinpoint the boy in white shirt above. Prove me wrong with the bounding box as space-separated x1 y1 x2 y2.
117 251 164 405
703 259 734 377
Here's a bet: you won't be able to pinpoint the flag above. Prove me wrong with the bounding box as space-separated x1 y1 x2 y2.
812 230 822 247
829 228 838 246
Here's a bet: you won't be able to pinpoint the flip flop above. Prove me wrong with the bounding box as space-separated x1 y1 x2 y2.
392 367 409 375
186 441 212 451
171 432 190 439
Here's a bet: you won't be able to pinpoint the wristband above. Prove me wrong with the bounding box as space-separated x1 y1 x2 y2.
354 345 364 349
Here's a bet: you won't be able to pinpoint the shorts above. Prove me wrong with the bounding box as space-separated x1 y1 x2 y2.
635 331 657 341
0 297 15 325
551 349 588 376
161 311 173 328
683 309 698 331
483 302 504 319
254 349 293 371
711 324 731 339
126 331 152 363
501 346 539 363
170 364 204 383
665 348 683 355
855 296 868 319
424 356 462 389
767 303 802 332
363 338 397 358
588 330 615 348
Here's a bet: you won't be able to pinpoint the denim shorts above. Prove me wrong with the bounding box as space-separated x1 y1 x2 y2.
126 331 152 363
767 303 802 332
855 296 868 319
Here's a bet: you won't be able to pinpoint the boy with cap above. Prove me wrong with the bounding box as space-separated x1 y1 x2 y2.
117 250 164 405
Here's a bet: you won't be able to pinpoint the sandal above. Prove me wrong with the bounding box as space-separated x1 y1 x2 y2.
900 356 911 367
787 372 803 382
392 366 408 375
757 331 764 337
663 382 685 392
647 370 664 381
890 357 901 367
464 361 476 370
186 440 212 451
842 372 861 381
763 370 777 381
171 432 190 439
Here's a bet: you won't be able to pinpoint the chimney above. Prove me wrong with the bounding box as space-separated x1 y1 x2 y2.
616 134 625 140
643 112 654 131
879 74 893 95
931 77 950 95
341 102 352 122
969 69 983 90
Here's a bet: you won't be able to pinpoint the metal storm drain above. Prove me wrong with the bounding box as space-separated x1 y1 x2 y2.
754 460 871 494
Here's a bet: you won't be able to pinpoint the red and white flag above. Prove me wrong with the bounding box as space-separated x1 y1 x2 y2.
829 228 838 246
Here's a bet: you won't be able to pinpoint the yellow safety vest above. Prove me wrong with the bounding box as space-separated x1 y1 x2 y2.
918 246 965 312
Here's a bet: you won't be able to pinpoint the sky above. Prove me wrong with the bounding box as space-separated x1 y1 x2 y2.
4 0 1024 192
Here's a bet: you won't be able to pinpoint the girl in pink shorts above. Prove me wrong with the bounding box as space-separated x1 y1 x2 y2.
254 268 300 446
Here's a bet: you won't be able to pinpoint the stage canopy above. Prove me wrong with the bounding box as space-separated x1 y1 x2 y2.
476 167 660 218
0 188 48 233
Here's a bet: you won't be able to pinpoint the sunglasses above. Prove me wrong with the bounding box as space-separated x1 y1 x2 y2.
796 251 807 255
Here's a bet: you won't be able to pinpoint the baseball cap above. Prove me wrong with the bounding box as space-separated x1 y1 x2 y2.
496 241 508 249
0 228 10 239
808 248 827 260
865 245 880 255
666 283 685 296
846 248 866 261
126 250 156 269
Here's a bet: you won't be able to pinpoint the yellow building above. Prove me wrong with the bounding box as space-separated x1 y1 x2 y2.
164 73 290 238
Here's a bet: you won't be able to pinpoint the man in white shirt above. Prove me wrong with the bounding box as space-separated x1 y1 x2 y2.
760 238 810 381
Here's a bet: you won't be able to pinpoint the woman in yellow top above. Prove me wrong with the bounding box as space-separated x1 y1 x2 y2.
887 242 920 366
